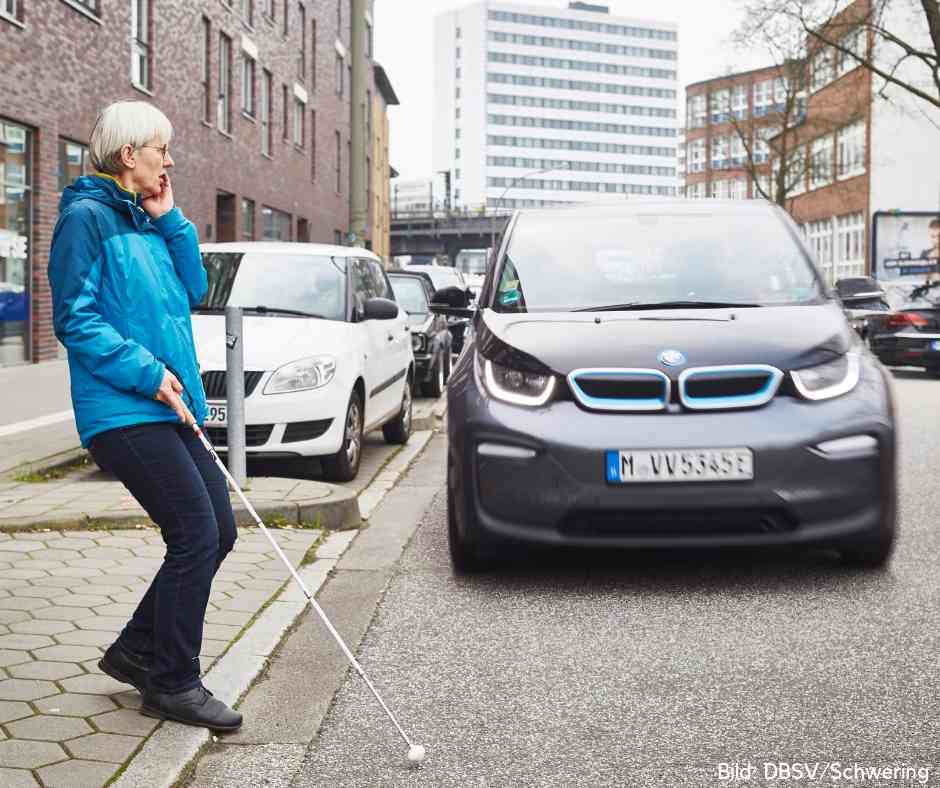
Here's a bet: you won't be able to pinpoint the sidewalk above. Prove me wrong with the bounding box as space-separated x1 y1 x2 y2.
0 378 447 787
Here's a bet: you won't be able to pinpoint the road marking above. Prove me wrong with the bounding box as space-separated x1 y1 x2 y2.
0 410 75 438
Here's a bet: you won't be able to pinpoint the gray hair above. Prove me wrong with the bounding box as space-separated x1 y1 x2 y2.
89 100 173 175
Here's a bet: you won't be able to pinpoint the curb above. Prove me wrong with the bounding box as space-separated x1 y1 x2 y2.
4 445 89 481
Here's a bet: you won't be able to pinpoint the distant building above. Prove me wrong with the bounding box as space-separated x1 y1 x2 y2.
433 0 680 211
370 64 400 262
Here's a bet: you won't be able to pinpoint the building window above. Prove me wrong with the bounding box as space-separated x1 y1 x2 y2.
70 0 99 13
785 146 807 196
297 217 309 242
201 18 212 122
241 198 255 240
810 135 834 190
1 0 23 23
282 0 288 35
261 205 292 241
835 212 865 278
711 135 730 170
293 97 304 146
729 177 747 200
688 138 706 173
131 0 152 91
807 218 835 283
730 134 746 167
262 0 273 20
753 124 780 164
689 94 706 128
242 55 256 117
811 47 834 92
839 28 866 76
754 172 772 200
310 110 316 179
335 53 344 96
261 69 272 154
298 3 306 80
58 139 91 193
753 80 772 116
0 121 32 363
241 0 252 26
218 33 232 132
282 84 289 139
311 19 317 87
709 89 729 124
731 85 747 119
336 0 341 28
837 120 866 178
335 130 342 193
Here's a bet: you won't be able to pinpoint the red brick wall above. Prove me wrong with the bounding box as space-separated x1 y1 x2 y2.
0 0 351 362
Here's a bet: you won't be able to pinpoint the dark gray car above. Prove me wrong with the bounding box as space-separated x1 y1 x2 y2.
435 200 897 573
389 272 452 397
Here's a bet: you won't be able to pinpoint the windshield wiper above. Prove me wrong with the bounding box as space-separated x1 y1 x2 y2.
574 300 763 312
246 305 326 319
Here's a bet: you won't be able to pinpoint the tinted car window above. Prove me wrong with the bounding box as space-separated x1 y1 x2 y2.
390 276 430 314
496 206 823 312
366 259 394 300
350 258 373 314
200 253 347 321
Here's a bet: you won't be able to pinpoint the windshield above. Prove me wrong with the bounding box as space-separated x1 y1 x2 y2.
390 276 429 314
456 253 487 276
199 253 347 321
495 207 824 312
409 266 464 291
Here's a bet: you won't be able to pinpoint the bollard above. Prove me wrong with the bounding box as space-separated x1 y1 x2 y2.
225 305 247 488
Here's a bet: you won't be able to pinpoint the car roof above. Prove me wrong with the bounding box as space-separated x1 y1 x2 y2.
512 198 781 220
199 241 380 261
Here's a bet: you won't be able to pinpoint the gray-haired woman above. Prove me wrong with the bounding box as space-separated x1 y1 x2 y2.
48 100 241 731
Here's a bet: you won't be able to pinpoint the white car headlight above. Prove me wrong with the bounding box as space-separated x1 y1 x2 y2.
791 352 860 401
263 356 336 395
477 353 555 407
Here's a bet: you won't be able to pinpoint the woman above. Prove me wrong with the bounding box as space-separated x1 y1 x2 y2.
48 100 241 732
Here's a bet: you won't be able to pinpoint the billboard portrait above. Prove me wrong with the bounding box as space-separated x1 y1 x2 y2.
871 211 940 308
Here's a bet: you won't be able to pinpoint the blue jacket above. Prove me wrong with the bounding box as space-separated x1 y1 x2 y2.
48 174 208 447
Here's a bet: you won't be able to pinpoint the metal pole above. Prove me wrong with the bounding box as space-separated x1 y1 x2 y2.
225 305 247 488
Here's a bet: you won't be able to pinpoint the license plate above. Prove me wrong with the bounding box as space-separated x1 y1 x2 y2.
206 403 227 425
606 448 753 483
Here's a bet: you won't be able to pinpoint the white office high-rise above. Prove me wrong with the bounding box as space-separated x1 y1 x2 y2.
433 1 680 211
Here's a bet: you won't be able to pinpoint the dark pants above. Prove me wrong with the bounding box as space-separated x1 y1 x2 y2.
88 422 237 693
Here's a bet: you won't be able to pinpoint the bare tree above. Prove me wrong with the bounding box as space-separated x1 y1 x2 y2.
739 0 940 110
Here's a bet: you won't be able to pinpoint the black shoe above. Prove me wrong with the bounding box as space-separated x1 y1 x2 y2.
142 685 242 732
99 643 150 692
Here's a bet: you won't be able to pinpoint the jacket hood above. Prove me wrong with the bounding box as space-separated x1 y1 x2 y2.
60 175 143 219
476 304 852 377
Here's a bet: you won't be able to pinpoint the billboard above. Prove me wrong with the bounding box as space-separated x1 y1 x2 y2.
871 211 940 308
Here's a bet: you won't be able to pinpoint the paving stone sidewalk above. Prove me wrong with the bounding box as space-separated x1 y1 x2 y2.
0 525 322 787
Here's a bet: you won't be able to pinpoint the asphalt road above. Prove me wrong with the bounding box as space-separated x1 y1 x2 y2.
290 369 939 788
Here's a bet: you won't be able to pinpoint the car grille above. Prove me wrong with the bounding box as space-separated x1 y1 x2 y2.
678 365 783 410
282 419 333 443
205 424 274 447
201 371 265 400
560 508 796 537
567 369 670 412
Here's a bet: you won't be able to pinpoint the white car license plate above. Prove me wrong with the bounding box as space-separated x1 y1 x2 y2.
606 448 753 483
206 403 227 425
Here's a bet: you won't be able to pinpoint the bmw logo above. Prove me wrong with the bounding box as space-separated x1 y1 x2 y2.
658 349 687 367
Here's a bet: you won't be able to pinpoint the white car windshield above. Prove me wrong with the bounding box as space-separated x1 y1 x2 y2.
390 276 429 314
409 266 464 291
200 253 346 321
496 206 824 312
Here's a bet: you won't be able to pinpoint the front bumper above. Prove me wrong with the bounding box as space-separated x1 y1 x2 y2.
448 356 896 550
872 332 940 369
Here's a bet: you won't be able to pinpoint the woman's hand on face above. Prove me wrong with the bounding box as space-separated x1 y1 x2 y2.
142 174 175 220
155 369 195 426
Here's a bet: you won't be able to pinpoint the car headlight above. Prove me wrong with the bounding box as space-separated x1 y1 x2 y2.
263 356 336 394
477 353 556 407
412 333 426 353
790 352 860 401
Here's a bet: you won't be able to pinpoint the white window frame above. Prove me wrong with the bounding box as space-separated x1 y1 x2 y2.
242 55 256 117
731 85 748 119
218 33 232 133
753 80 772 116
293 96 304 146
836 120 866 179
691 95 707 129
835 212 866 279
2 0 21 22
131 0 151 91
689 138 706 172
730 134 746 166
754 172 772 200
811 47 834 92
710 89 730 125
807 218 834 283
729 177 747 200
839 28 865 76
810 135 834 190
711 135 730 171
260 69 271 155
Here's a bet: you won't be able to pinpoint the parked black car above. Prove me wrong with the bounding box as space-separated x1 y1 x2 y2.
403 264 474 355
867 279 940 376
432 200 897 574
834 276 891 340
389 272 453 396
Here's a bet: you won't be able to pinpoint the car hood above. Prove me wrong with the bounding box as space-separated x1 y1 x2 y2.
475 304 852 376
192 314 351 371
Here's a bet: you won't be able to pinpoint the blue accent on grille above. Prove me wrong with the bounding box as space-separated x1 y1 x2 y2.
678 365 783 410
568 369 670 412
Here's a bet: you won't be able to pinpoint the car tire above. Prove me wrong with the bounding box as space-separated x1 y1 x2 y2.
447 452 491 574
382 375 413 445
320 390 363 483
422 352 446 398
840 527 895 569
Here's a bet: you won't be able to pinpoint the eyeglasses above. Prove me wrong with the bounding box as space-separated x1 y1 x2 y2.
138 144 170 160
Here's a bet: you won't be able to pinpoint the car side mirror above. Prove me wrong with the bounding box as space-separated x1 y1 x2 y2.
362 297 399 321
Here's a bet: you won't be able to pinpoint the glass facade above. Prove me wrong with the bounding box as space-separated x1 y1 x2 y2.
0 120 31 365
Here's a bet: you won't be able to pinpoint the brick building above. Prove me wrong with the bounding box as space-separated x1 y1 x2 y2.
0 0 366 366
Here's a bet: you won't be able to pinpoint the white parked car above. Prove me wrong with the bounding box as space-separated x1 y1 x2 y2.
192 243 414 481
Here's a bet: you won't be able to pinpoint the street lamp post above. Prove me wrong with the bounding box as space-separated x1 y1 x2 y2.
489 165 568 259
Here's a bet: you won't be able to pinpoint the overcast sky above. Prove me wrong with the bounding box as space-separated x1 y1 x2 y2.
374 0 765 181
